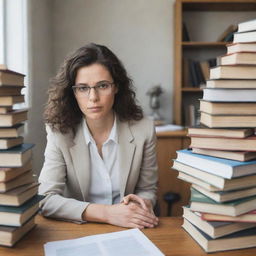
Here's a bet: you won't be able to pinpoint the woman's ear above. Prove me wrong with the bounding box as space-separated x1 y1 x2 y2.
114 85 118 94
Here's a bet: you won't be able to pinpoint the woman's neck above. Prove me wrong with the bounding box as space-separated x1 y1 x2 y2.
85 111 115 141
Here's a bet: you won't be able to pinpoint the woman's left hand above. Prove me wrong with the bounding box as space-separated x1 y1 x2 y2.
122 194 157 219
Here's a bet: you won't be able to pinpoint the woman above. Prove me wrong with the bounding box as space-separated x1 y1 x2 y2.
39 43 158 229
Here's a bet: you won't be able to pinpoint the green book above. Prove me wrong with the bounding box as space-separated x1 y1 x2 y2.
190 188 256 216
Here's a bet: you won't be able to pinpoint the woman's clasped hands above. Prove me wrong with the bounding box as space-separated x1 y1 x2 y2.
105 194 159 229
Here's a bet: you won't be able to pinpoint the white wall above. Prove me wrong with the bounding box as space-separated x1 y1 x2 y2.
52 0 175 123
26 0 54 174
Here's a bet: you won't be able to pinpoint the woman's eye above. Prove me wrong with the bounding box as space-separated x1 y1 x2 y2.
78 87 89 92
98 83 108 89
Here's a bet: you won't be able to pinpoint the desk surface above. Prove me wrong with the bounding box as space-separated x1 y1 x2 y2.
1 215 256 256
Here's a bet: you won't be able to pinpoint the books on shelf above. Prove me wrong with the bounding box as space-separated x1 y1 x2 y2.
192 148 256 162
227 43 256 54
183 207 256 239
0 95 24 106
0 195 43 227
182 218 256 253
202 88 256 102
0 106 12 114
189 135 256 152
200 100 256 115
217 24 237 42
173 160 256 191
210 65 256 79
0 183 39 206
220 52 256 65
0 217 35 247
187 126 254 138
233 30 256 43
206 79 256 89
0 69 24 87
175 149 256 179
200 112 256 128
0 123 24 138
0 136 23 150
201 210 256 223
0 143 34 167
238 19 256 33
0 109 28 127
190 188 256 216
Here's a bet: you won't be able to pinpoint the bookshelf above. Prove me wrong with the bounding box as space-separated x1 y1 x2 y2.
173 0 256 126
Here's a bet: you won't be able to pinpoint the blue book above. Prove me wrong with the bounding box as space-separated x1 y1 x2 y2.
176 149 256 179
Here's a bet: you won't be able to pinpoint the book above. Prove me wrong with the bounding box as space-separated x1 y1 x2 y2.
190 135 256 152
183 206 256 239
192 148 256 162
172 160 256 191
190 188 256 216
0 217 35 247
203 88 256 102
0 106 12 114
192 184 256 203
0 136 23 150
227 43 256 54
0 70 24 87
238 19 256 33
0 143 33 167
187 126 254 138
210 65 256 79
0 123 24 138
182 22 190 41
0 171 34 192
182 218 256 253
0 95 24 106
178 172 222 192
200 112 256 128
0 161 32 182
206 79 256 89
201 210 256 223
220 52 256 65
0 183 38 206
0 195 43 227
233 30 256 43
200 100 256 115
0 109 28 127
217 24 237 42
176 149 256 179
0 86 24 96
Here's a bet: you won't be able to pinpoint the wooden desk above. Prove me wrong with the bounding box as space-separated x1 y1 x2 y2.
1 216 256 256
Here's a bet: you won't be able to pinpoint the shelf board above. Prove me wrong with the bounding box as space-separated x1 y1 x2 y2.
182 42 229 48
182 88 203 92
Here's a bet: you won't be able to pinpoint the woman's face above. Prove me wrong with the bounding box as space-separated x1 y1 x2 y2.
74 63 117 122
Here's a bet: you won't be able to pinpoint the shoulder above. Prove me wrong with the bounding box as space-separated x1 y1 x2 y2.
127 117 155 140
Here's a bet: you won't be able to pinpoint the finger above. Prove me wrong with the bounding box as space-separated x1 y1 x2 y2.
130 216 155 228
126 194 148 210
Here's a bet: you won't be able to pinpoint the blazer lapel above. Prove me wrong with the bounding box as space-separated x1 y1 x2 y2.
70 122 90 201
117 120 136 199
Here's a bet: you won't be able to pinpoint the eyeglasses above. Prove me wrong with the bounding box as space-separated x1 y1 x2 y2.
72 81 115 97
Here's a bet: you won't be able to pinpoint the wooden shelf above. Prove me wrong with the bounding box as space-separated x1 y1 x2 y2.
182 42 229 48
182 88 203 92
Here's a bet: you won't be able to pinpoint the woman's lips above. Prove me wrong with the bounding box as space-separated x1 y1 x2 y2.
88 106 102 112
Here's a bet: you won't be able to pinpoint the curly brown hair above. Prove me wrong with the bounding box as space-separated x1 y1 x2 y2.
44 43 143 134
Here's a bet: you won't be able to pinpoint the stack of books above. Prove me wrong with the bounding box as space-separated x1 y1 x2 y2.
172 19 256 253
0 65 42 247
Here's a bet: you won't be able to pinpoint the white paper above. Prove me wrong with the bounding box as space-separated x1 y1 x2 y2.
44 228 165 256
155 124 184 133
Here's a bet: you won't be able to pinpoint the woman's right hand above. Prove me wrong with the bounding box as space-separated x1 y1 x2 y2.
105 202 158 229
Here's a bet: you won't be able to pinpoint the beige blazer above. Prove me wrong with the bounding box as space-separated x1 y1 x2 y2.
39 117 158 223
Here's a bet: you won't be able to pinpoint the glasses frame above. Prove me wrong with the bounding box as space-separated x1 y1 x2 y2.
72 81 115 97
